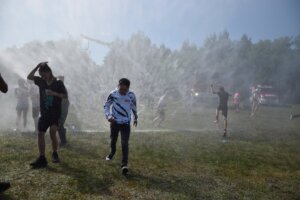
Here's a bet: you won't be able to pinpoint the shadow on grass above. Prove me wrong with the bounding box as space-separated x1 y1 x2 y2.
46 162 113 196
127 171 210 199
0 193 15 200
63 143 102 159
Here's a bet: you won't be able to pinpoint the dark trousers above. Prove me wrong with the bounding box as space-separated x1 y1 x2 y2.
58 100 69 144
109 123 131 166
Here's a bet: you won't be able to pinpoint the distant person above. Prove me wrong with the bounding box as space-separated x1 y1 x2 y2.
250 86 260 117
0 73 11 193
28 80 40 133
27 62 68 168
15 78 29 131
185 89 193 115
104 78 138 176
57 76 69 147
290 114 300 120
153 92 168 127
233 92 241 112
211 84 231 138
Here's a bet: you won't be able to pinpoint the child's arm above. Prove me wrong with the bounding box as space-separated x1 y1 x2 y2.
27 64 41 81
130 93 138 127
104 93 113 122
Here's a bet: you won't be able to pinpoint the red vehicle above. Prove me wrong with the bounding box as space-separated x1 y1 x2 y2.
252 85 280 105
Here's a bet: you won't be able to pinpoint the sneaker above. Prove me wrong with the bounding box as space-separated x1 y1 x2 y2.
122 165 129 176
52 152 60 163
105 155 113 161
0 182 10 193
30 156 48 169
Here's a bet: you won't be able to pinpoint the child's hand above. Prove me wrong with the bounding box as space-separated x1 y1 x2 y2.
133 120 138 127
108 117 115 123
46 89 56 96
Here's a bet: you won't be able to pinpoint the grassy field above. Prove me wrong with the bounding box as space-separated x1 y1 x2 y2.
0 106 300 200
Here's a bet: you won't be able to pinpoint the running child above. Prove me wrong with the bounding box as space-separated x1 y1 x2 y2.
104 78 138 176
211 84 231 138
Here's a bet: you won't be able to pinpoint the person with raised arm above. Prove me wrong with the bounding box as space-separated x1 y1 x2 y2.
211 84 231 139
27 62 67 168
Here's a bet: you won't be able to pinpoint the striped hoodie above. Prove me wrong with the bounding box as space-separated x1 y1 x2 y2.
104 89 138 124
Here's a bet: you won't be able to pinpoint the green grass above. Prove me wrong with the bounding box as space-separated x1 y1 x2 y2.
1 106 300 199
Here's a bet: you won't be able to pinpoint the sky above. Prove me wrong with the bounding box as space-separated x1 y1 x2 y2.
0 0 299 63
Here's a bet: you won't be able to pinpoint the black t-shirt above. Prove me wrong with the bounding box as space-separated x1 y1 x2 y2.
217 91 229 108
34 76 67 118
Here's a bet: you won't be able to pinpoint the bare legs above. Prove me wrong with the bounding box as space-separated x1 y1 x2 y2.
38 125 58 156
215 109 227 138
16 109 28 131
251 101 259 117
215 109 219 122
38 132 46 156
49 125 58 153
33 117 38 133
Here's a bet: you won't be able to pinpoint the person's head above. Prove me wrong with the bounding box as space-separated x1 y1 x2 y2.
219 86 225 92
118 78 130 95
38 62 53 82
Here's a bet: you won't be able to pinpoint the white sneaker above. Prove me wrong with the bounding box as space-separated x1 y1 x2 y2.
105 155 112 161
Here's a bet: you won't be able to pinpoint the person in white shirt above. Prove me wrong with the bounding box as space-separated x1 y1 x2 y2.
15 79 29 131
104 78 138 176
153 92 168 127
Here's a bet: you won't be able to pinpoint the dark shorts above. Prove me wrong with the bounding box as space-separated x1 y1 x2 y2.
32 107 40 118
218 106 228 118
38 115 59 133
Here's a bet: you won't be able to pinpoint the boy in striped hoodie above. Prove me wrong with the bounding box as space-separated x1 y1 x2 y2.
104 78 138 176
